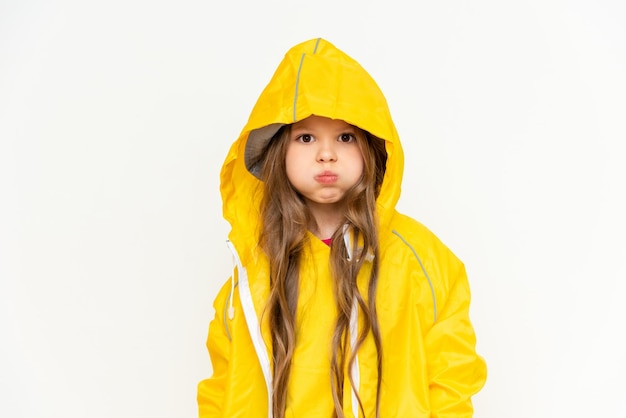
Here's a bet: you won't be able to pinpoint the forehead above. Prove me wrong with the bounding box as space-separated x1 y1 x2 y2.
291 115 356 132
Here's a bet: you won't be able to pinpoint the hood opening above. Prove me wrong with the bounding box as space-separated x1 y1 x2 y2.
244 118 388 185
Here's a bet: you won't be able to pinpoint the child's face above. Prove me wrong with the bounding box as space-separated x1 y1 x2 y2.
285 115 365 208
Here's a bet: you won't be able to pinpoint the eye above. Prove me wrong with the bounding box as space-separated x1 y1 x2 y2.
296 134 314 143
339 133 356 143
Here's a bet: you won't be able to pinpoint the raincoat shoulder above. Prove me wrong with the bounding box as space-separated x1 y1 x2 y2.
382 210 488 416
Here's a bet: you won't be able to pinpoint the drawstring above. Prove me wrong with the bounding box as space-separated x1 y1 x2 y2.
342 224 374 263
228 248 235 320
342 224 353 261
226 240 238 320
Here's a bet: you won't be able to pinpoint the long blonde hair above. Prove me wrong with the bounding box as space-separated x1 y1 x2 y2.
258 123 387 418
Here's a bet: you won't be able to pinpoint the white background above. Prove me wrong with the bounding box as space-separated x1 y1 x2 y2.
1 0 625 416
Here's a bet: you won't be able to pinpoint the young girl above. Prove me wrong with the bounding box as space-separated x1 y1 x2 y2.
198 38 487 417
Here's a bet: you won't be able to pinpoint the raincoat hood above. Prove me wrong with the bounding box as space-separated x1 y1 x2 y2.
220 38 404 255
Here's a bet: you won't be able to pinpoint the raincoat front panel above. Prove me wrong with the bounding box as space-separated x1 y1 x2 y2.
198 38 486 417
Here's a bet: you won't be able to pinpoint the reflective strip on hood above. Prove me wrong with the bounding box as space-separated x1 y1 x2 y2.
226 240 273 417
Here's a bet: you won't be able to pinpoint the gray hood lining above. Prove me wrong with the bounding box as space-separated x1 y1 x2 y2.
244 123 285 179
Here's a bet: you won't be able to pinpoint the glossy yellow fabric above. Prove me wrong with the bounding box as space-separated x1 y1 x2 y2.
198 38 486 417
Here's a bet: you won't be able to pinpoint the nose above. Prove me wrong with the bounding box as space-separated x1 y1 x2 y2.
316 139 337 162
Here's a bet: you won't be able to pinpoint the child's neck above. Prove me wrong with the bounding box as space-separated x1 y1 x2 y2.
307 202 346 240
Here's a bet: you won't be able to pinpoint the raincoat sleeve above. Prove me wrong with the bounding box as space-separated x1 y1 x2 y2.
197 280 232 417
425 259 487 417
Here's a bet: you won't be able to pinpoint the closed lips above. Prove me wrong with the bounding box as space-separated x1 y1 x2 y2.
315 172 338 184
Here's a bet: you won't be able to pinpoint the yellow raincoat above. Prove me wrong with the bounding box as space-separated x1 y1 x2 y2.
198 38 487 417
